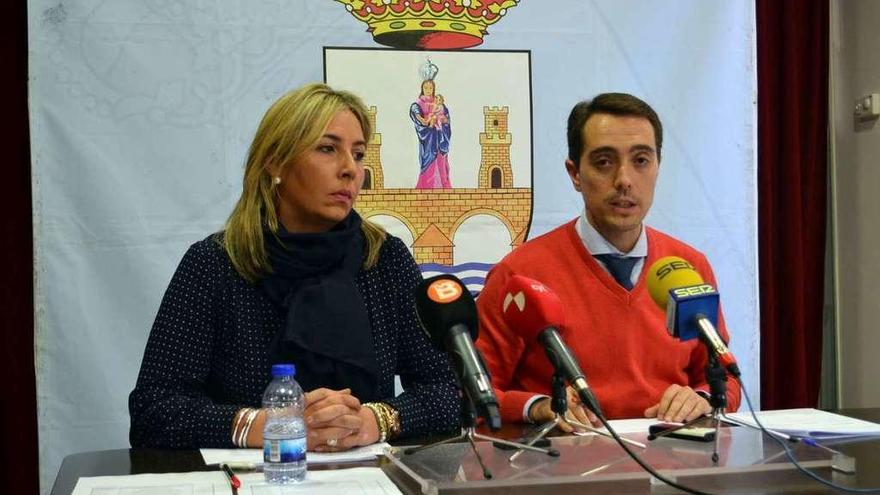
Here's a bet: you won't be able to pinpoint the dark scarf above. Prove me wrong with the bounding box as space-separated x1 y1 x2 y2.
260 211 380 402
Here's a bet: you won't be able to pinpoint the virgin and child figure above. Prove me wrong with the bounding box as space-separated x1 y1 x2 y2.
410 72 452 189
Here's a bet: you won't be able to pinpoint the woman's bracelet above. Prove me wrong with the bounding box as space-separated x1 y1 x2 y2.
232 408 259 448
382 403 401 439
232 408 250 447
363 402 401 442
363 403 386 442
239 408 260 447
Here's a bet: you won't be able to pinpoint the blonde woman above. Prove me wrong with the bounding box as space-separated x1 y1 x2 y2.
129 83 459 451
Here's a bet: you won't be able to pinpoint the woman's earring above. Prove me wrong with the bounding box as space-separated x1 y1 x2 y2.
273 176 281 185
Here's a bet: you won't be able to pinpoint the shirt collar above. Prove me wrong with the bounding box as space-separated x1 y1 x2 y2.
576 209 648 258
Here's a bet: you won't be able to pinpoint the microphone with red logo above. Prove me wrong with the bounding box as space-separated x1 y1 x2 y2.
414 274 502 430
501 274 603 417
646 256 740 378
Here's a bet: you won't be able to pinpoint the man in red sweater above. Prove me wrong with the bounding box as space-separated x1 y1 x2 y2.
476 93 741 429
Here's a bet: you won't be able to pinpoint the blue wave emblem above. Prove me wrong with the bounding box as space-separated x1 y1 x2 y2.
419 262 494 297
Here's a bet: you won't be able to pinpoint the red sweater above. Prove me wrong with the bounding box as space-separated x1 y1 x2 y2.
476 220 741 423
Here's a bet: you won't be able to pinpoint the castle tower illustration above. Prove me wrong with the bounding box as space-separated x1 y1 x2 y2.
478 106 513 189
363 106 383 190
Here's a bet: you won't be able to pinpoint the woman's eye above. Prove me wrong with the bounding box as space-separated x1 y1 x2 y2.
318 144 334 153
354 151 366 162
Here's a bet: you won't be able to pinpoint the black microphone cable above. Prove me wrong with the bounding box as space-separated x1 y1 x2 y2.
735 378 880 494
592 411 713 495
596 379 880 494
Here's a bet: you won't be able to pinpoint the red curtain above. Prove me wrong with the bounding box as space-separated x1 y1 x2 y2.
756 0 829 409
2 1 39 494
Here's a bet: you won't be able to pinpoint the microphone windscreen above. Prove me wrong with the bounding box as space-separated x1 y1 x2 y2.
646 256 705 309
501 274 564 341
414 274 478 349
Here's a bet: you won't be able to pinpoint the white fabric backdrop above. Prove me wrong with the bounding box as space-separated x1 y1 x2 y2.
28 1 757 491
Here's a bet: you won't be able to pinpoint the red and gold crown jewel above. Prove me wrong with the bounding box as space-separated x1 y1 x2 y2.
337 0 520 49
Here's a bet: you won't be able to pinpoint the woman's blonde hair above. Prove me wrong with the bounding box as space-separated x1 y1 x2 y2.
222 83 386 283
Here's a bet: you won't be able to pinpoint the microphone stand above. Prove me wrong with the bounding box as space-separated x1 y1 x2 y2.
515 374 646 464
647 350 727 463
404 394 559 479
509 373 569 462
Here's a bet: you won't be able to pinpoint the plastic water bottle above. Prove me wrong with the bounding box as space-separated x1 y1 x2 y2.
262 363 307 483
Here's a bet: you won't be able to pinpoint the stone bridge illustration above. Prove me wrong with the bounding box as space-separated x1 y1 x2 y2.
356 105 532 265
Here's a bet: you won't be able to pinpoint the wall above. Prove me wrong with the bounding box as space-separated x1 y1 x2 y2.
831 0 880 407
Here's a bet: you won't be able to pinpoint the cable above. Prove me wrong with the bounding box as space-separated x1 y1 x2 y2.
737 377 880 493
596 413 712 495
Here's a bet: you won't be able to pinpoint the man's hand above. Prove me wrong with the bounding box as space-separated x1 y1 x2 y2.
643 384 711 423
304 388 362 451
527 386 601 432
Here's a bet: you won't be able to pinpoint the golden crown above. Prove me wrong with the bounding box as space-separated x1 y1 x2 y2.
336 0 520 49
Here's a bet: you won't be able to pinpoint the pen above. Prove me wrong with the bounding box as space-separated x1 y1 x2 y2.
797 436 843 456
223 462 262 471
220 463 241 490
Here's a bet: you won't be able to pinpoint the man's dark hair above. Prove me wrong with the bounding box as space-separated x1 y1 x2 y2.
566 92 663 165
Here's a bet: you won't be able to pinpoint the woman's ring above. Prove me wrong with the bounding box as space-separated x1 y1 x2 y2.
327 438 338 447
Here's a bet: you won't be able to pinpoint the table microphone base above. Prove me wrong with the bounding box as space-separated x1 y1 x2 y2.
509 414 566 462
648 408 726 463
404 426 558 479
646 340 730 462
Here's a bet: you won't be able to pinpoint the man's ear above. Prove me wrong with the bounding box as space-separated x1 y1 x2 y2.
564 158 582 192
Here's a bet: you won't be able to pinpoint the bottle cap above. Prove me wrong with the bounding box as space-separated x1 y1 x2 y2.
271 363 296 377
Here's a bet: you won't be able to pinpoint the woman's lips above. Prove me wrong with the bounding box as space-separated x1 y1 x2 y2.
330 191 353 204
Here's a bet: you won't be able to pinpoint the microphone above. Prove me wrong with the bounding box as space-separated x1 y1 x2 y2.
501 274 603 417
414 274 502 430
646 256 740 377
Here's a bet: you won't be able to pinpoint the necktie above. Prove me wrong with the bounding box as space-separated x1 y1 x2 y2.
594 254 638 290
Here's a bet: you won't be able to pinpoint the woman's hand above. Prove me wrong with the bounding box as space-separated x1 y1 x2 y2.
313 405 381 452
304 388 363 451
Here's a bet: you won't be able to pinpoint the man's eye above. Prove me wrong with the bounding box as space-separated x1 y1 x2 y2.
636 156 650 165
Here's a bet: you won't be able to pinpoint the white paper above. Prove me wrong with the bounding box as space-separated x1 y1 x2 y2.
201 443 390 467
72 471 230 495
724 408 880 439
72 467 401 495
572 418 675 436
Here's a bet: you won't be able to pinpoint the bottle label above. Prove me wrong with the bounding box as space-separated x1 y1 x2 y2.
264 437 306 463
